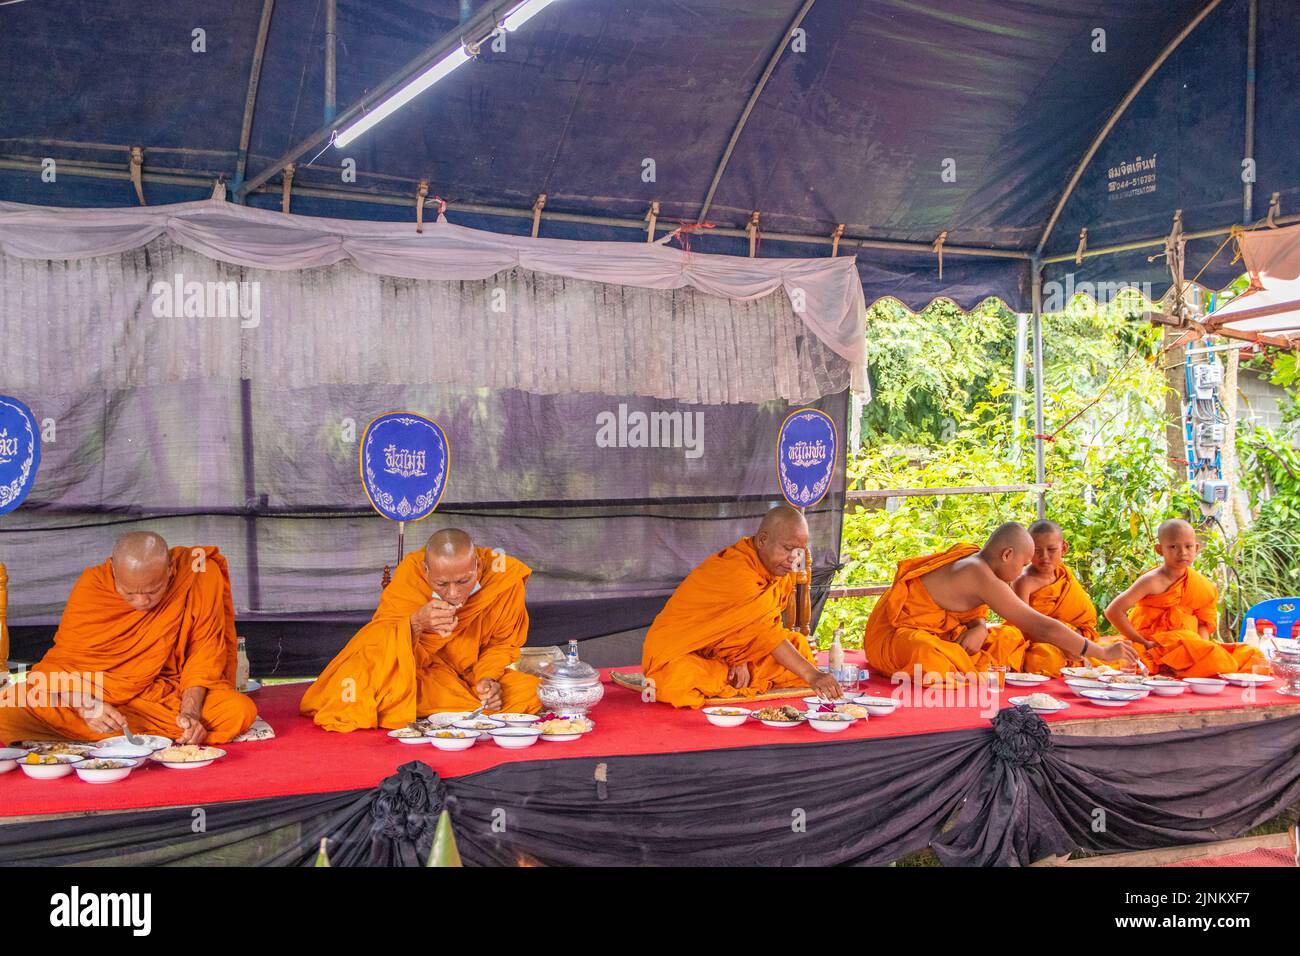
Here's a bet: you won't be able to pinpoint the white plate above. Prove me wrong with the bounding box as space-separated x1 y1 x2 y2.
1060 666 1118 680
1077 688 1141 706
428 730 480 751
488 727 543 749
1064 678 1110 692
806 714 857 733
149 747 226 769
387 728 432 744
1004 673 1051 686
421 711 475 727
493 713 541 726
752 713 805 728
1008 695 1069 714
1219 672 1274 686
75 761 139 784
802 696 855 707
17 754 84 779
243 679 262 693
851 695 900 716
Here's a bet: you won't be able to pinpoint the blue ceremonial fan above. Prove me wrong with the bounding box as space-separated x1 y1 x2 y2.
359 412 449 523
776 408 837 509
0 395 40 516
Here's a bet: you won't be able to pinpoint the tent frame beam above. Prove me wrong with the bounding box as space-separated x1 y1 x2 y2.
697 0 817 224
233 0 276 200
1035 0 1224 257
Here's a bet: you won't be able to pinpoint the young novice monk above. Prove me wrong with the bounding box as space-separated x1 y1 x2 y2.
1105 518 1268 678
990 519 1102 677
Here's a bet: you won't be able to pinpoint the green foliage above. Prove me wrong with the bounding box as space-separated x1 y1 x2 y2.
819 296 1192 647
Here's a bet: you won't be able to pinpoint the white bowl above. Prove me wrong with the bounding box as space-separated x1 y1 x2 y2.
0 747 30 774
100 734 172 752
75 759 139 784
538 720 594 741
1064 678 1111 693
802 696 854 708
488 727 542 749
387 728 433 744
1004 673 1051 686
89 746 153 761
702 706 750 728
17 754 84 779
1143 678 1187 697
453 717 506 734
806 713 857 733
422 711 475 728
1185 677 1228 695
1100 677 1151 697
852 695 900 716
1060 666 1118 680
493 713 541 727
752 715 804 729
150 748 225 770
428 730 481 751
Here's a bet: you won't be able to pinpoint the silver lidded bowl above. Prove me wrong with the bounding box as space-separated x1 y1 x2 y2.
1268 644 1300 697
536 645 604 717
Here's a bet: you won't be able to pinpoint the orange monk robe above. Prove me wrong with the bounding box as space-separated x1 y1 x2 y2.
990 564 1100 677
641 536 816 709
862 543 1028 684
1129 566 1266 678
0 547 256 746
300 548 538 732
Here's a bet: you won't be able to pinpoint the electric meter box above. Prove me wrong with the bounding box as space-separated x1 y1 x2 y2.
1192 363 1224 398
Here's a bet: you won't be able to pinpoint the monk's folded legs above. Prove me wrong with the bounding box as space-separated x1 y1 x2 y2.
871 626 1027 684
646 633 815 708
0 686 256 745
1147 630 1267 678
415 662 540 714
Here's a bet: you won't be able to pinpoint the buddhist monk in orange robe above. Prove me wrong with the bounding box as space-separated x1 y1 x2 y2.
641 506 842 708
0 532 256 746
990 520 1104 677
301 529 538 732
864 522 1138 685
1105 519 1267 678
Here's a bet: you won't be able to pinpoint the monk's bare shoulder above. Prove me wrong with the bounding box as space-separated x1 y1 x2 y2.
1134 566 1175 594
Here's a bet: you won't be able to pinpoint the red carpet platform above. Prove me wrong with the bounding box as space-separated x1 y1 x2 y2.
4 657 1297 820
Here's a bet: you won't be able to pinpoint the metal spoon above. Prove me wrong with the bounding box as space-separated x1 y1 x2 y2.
122 723 144 747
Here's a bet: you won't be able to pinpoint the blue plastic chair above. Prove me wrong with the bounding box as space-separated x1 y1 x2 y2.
1237 598 1300 642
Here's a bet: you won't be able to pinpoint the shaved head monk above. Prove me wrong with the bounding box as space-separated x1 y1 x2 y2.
301 529 538 731
0 532 256 746
863 522 1139 684
1105 519 1267 677
988 520 1104 677
641 505 842 708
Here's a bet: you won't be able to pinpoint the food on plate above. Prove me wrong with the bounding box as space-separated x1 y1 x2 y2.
806 711 853 722
157 745 222 763
535 717 593 735
1024 692 1061 709
706 708 749 716
24 753 67 765
390 727 425 738
1102 674 1148 685
753 705 803 722
433 730 475 739
82 759 133 770
835 704 869 719
457 719 503 732
20 741 96 756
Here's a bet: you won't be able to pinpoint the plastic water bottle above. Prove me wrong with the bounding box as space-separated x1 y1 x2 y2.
1243 618 1260 648
829 629 845 670
236 636 250 692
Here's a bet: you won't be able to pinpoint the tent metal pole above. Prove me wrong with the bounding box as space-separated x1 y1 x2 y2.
1035 0 1224 257
1031 257 1047 519
325 0 337 123
233 0 276 201
1040 213 1300 265
697 0 817 223
1011 310 1028 444
1243 0 1257 223
0 153 1032 259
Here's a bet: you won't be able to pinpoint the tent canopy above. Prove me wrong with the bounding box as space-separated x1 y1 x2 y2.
2 0 1296 312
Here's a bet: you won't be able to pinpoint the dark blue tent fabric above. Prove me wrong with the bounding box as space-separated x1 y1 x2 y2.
1 0 1296 312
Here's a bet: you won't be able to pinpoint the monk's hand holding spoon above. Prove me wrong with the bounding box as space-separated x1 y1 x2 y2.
474 678 503 712
80 699 129 736
1095 640 1143 667
809 670 842 701
411 599 458 637
175 710 208 745
727 662 751 689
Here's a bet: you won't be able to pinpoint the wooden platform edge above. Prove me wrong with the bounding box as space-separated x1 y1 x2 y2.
1034 830 1298 867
